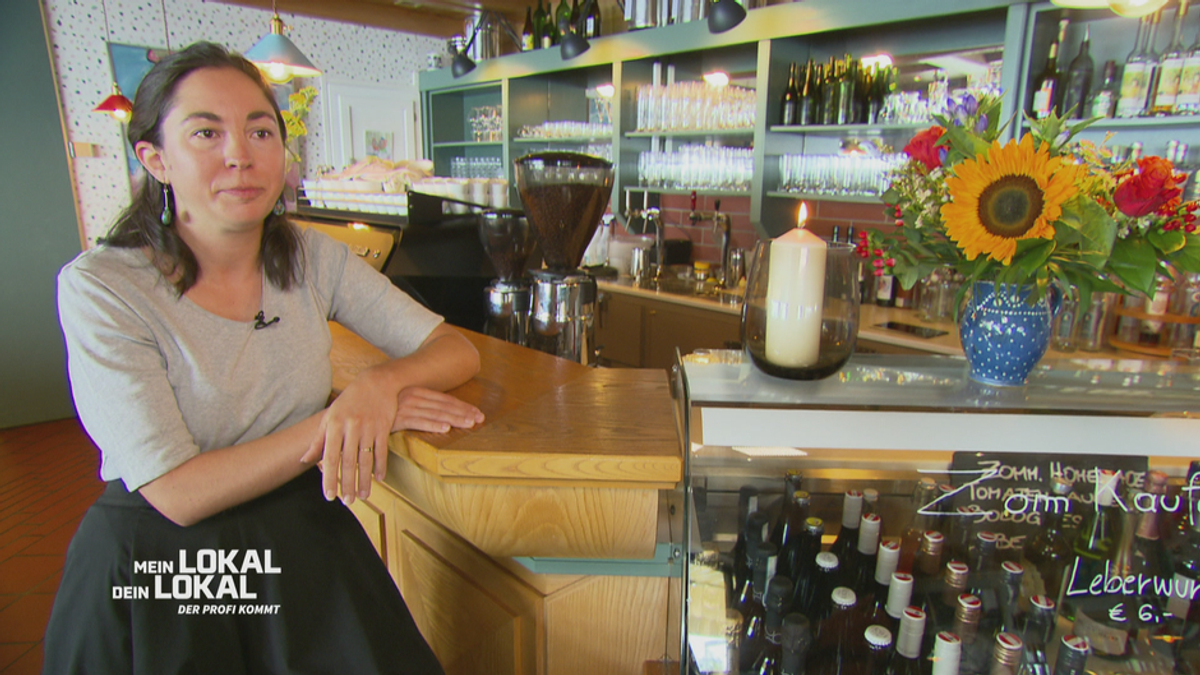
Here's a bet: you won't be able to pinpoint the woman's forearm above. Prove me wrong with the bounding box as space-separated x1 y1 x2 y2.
138 412 324 527
369 324 481 394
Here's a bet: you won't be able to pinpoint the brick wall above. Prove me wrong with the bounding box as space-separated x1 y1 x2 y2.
640 194 894 264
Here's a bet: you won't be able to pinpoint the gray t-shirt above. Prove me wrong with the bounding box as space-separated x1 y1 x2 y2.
57 227 443 491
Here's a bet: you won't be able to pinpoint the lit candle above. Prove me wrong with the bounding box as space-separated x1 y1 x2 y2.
765 203 827 368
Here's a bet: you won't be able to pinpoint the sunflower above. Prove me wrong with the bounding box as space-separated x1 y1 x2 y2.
940 134 1081 265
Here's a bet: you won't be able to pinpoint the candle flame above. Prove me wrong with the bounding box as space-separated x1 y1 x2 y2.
797 202 809 229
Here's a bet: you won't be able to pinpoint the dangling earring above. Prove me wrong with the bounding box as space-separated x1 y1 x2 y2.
273 196 286 216
160 183 173 227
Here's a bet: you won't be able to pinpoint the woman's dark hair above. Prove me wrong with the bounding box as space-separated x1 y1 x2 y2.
101 41 303 295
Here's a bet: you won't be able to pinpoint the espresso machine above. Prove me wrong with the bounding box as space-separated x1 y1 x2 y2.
478 210 538 345
512 152 614 364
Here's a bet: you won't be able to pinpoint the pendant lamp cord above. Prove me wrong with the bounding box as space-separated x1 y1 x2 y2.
99 0 112 44
160 0 171 52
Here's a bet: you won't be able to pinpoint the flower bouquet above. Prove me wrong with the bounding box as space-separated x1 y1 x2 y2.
862 93 1200 382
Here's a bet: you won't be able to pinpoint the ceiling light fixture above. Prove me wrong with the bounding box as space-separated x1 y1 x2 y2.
93 0 133 122
245 0 321 84
1107 0 1169 16
707 0 747 34
703 71 730 87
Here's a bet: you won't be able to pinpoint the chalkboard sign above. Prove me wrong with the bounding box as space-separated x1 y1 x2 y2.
943 452 1150 554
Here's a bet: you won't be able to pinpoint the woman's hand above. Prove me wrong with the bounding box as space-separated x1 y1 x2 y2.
392 386 485 435
303 366 399 504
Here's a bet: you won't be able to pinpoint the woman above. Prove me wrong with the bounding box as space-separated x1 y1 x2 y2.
44 42 481 674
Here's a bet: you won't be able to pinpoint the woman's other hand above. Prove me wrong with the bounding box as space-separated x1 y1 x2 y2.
392 387 484 435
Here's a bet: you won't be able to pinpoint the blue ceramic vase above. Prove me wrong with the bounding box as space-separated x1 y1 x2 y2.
959 281 1055 386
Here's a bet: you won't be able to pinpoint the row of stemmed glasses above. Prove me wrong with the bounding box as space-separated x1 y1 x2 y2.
518 121 613 139
635 82 756 132
638 145 753 190
777 153 905 198
450 156 504 179
469 105 503 142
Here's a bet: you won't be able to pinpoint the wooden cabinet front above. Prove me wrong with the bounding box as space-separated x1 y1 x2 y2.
598 290 741 370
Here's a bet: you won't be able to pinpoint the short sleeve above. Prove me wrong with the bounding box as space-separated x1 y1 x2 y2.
303 229 444 357
58 261 200 491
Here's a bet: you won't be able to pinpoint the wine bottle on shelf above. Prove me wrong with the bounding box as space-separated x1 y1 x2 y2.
1178 18 1200 113
1020 475 1073 603
886 607 928 675
849 513 883 597
988 633 1024 675
967 531 1001 629
875 269 897 308
811 63 827 126
913 531 946 609
998 561 1026 636
899 478 940 575
1053 635 1092 675
772 473 808 551
837 55 857 126
522 5 535 51
554 0 571 40
790 517 826 605
863 489 880 517
939 562 971 624
802 552 842 623
1152 0 1190 114
862 625 895 675
1018 595 1057 675
1118 16 1154 117
930 632 963 675
569 0 580 32
780 614 813 675
1070 471 1134 659
821 60 839 126
1089 60 1120 118
535 0 550 48
859 542 902 633
584 0 601 38
953 594 987 675
811 587 858 675
798 60 816 126
831 490 865 563
1061 25 1094 119
782 63 801 126
884 572 915 634
749 576 796 675
1031 19 1067 119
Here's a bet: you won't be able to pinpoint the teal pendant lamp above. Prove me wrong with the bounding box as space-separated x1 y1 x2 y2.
245 1 321 84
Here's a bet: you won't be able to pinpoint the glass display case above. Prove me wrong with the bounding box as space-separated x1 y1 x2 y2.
671 351 1200 675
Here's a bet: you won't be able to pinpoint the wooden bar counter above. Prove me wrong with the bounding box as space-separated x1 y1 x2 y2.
329 322 683 675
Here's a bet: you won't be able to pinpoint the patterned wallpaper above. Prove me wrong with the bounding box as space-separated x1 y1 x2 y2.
42 0 443 247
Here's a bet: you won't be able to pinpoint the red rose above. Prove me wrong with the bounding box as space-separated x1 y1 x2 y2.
903 126 946 172
1114 156 1183 218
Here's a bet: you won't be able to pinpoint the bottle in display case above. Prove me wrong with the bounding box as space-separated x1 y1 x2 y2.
1031 19 1067 119
772 473 808 550
1069 471 1135 659
810 587 857 675
988 633 1024 675
831 491 865 563
1020 475 1073 601
780 614 812 675
1053 635 1092 675
860 625 894 675
931 631 962 675
859 542 902 632
1119 16 1155 117
748 576 795 674
1061 25 1094 119
1019 595 1057 674
782 63 800 126
1178 19 1200 113
1090 60 1120 118
849 514 883 597
1152 0 1190 115
802 552 842 623
789 517 825 603
887 607 927 675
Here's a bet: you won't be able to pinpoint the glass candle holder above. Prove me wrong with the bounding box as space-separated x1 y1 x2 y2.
742 240 859 380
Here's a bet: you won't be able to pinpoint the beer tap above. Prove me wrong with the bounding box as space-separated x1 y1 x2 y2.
624 189 664 280
688 193 733 288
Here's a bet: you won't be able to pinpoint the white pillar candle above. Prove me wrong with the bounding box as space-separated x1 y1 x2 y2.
765 203 826 368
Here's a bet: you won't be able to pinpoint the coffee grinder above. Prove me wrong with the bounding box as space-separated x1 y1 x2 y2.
513 152 615 364
478 209 538 345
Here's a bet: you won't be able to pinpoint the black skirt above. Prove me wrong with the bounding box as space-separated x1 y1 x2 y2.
42 469 444 675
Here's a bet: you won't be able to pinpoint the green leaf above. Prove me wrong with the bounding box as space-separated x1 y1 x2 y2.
1148 228 1187 255
1011 238 1056 281
1168 234 1200 274
1107 237 1158 296
881 187 901 206
1055 197 1116 269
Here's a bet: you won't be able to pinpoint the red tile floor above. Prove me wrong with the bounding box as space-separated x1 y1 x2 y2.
0 418 104 674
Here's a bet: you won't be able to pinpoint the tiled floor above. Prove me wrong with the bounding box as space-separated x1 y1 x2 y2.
0 418 104 674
